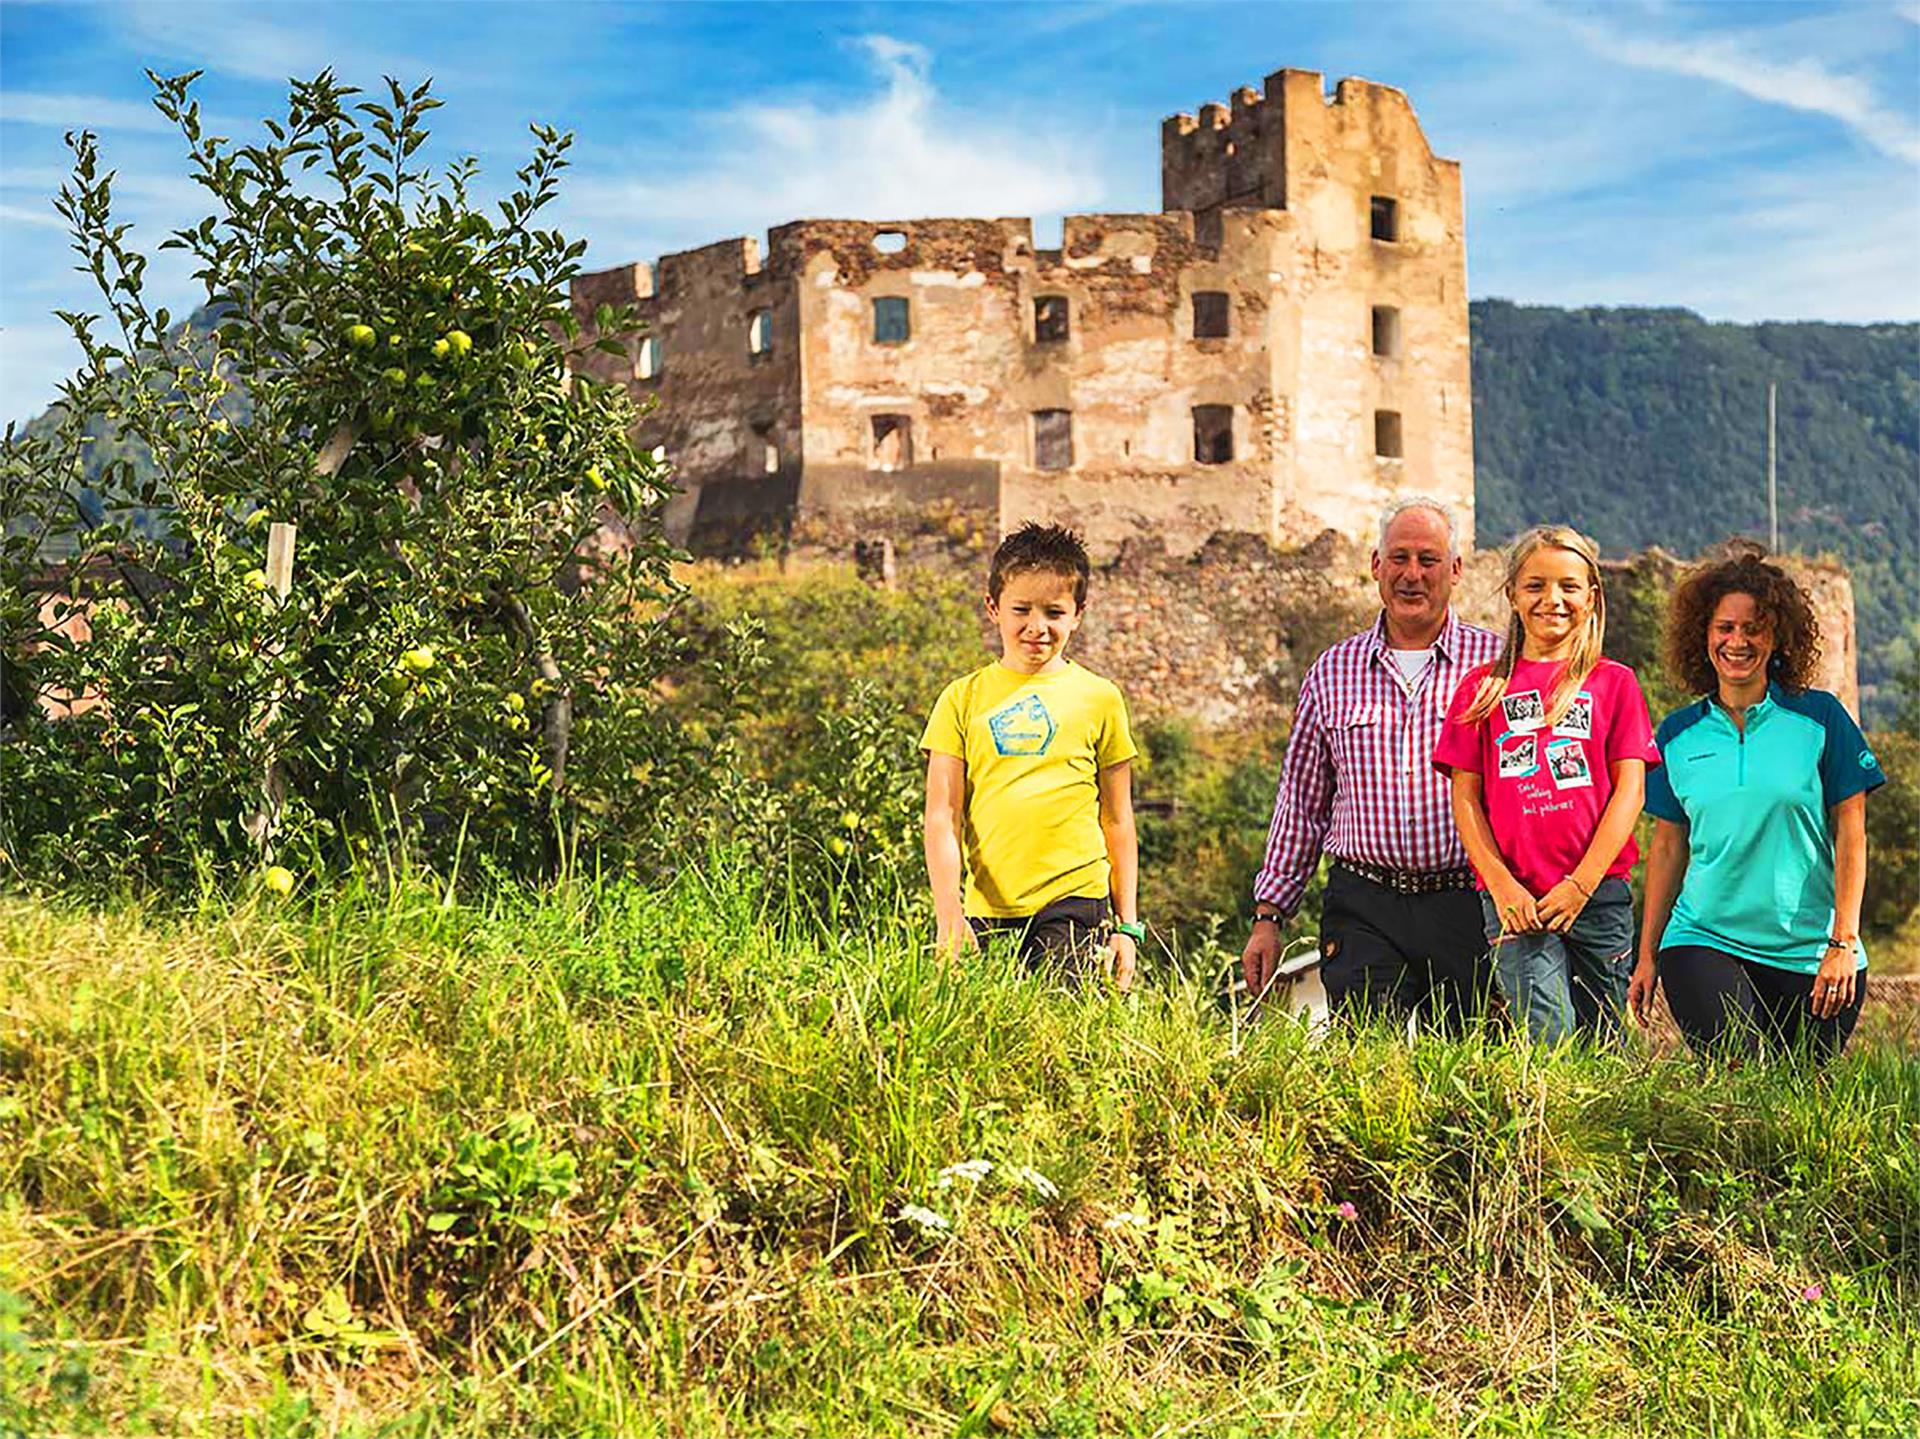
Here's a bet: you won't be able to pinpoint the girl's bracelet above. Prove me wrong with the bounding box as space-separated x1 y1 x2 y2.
1565 874 1593 899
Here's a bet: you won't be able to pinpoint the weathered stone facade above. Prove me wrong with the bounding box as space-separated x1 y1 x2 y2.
571 67 1471 561
1065 539 1860 726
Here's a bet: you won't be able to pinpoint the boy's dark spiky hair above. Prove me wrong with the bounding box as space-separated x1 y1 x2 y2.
988 521 1090 606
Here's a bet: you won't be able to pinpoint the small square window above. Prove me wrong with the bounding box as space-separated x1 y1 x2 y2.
1034 295 1070 344
1193 405 1234 464
1375 410 1404 458
873 296 910 345
1370 196 1400 243
871 414 912 470
1371 305 1402 358
1033 409 1073 470
763 443 779 474
1192 291 1230 340
633 334 661 381
748 309 772 356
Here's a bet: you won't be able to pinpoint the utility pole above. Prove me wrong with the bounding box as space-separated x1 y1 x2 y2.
1767 381 1779 553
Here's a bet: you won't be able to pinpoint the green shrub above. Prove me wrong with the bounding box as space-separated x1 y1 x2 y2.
0 72 676 889
1865 730 1919 936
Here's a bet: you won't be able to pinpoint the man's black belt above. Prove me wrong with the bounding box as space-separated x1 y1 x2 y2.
1334 858 1475 895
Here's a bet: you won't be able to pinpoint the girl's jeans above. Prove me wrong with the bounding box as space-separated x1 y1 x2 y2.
1480 876 1634 1044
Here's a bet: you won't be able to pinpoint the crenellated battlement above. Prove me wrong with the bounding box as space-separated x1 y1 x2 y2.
1162 68 1455 217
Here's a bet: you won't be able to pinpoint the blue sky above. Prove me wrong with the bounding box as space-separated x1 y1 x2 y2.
2 0 1916 425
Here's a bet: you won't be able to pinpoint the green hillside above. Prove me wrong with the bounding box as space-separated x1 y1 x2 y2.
5 876 1918 1433
1471 300 1919 717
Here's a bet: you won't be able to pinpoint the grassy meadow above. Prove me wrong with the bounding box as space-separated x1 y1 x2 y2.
3 860 1917 1436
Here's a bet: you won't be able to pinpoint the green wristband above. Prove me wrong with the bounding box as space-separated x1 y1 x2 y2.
1112 919 1146 943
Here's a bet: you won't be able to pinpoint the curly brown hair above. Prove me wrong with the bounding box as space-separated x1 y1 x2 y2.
1664 540 1821 696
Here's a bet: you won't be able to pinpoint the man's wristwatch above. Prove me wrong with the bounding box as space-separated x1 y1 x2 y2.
1112 919 1147 943
1251 905 1284 925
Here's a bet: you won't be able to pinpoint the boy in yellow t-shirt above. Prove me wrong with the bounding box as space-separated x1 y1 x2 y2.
920 522 1141 988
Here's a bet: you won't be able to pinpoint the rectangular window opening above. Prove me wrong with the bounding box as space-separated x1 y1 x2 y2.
1375 409 1404 458
871 414 912 471
1371 305 1402 358
748 309 772 356
1192 291 1230 340
1193 405 1234 465
1370 196 1400 243
872 296 910 345
634 334 661 381
1033 409 1073 471
1034 295 1070 344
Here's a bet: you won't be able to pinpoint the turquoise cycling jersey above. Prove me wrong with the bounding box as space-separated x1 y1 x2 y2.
1645 685 1883 974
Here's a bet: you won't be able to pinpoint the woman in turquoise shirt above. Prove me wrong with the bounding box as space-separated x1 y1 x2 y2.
1627 546 1883 1061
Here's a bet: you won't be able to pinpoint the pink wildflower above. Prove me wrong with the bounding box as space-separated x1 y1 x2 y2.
1801 1283 1823 1302
1335 1201 1359 1222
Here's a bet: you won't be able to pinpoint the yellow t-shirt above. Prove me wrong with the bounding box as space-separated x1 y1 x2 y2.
920 660 1137 918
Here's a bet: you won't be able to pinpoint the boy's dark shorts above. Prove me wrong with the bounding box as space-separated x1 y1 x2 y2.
970 895 1110 984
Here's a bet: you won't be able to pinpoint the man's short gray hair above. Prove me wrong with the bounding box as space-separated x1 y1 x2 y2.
1376 496 1460 557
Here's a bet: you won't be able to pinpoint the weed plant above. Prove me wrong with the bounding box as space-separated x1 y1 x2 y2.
2 859 1916 1435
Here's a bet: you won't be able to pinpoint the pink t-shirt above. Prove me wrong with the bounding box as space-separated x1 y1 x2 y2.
1432 656 1659 896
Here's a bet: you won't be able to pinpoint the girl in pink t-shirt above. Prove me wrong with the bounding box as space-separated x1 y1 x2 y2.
1432 526 1659 1043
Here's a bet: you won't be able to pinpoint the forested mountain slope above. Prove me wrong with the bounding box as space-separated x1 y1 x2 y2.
1470 300 1917 716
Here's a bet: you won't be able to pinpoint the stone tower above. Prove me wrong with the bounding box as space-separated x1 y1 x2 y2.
571 67 1473 559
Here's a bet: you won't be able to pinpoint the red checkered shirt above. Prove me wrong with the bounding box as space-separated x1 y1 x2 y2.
1253 611 1501 917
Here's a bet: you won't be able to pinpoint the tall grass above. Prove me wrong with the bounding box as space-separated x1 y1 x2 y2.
2 858 1916 1435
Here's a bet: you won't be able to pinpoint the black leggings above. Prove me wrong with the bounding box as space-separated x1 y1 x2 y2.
1658 944 1865 1063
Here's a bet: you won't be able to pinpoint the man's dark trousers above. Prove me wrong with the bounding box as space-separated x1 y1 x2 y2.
1317 864 1494 1032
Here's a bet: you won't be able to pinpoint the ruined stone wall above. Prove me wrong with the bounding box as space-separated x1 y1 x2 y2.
569 237 802 551
780 212 1289 560
1066 537 1861 730
1280 71 1472 547
572 63 1474 564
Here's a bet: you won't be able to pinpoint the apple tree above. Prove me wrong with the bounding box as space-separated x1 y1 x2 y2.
0 71 689 886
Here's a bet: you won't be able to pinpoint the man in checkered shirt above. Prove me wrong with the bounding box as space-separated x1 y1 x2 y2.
1242 499 1502 1029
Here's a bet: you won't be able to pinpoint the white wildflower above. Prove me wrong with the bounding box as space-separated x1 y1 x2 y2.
936 1159 995 1189
1102 1211 1150 1232
1009 1166 1061 1202
896 1203 952 1237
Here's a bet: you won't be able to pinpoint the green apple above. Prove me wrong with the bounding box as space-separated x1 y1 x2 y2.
344 323 376 350
244 568 269 591
382 367 409 388
444 329 473 358
400 646 437 674
262 865 295 897
504 691 526 713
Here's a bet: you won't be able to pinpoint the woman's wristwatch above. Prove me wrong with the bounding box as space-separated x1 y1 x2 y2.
1112 919 1147 943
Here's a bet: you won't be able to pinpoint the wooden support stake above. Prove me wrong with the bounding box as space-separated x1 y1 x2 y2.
265 522 296 601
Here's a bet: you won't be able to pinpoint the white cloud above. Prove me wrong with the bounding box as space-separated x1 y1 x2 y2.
0 91 173 134
1573 17 1920 164
562 33 1113 253
0 202 67 231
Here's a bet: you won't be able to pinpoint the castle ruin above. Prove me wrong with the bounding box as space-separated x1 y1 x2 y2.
570 68 1473 560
